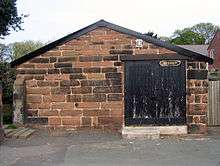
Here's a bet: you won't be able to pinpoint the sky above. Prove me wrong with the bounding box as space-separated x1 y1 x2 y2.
2 0 220 44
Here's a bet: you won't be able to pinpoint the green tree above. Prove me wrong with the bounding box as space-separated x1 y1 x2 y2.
0 62 15 104
0 61 15 124
170 23 219 45
0 44 6 61
192 23 219 44
11 40 44 60
170 28 205 45
0 40 44 123
0 0 26 38
0 43 12 61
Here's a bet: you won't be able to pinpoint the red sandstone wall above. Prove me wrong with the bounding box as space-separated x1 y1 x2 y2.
14 27 208 133
186 62 208 134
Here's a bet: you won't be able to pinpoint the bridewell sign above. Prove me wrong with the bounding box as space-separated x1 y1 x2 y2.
159 60 181 67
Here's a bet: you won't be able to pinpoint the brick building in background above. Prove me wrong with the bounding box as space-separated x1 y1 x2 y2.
208 30 220 71
11 20 213 135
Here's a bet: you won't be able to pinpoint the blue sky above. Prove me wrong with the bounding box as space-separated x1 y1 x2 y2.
2 0 220 44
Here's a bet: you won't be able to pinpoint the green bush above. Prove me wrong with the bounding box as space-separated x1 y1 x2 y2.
208 71 220 81
6 124 17 129
0 62 15 124
3 104 13 124
0 62 16 104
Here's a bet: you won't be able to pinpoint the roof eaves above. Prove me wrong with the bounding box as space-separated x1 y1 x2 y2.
11 19 213 67
102 21 213 63
10 20 103 67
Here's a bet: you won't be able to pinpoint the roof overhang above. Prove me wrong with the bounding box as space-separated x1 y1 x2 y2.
11 19 213 67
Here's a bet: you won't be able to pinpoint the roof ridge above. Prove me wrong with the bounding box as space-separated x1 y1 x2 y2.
10 19 213 67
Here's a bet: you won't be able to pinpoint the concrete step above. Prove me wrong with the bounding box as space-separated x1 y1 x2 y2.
122 126 187 139
13 128 30 138
6 128 25 138
18 129 35 139
4 129 14 135
123 127 159 133
5 127 35 139
122 127 160 139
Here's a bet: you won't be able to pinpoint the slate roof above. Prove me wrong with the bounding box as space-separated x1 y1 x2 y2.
178 45 209 57
11 19 213 67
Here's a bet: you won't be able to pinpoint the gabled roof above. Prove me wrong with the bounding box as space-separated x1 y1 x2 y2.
178 45 209 57
11 19 213 67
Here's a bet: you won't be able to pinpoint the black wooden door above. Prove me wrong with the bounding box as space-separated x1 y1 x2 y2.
125 60 186 126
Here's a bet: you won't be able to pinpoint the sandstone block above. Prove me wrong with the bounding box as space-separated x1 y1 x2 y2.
60 109 82 116
83 94 106 102
48 117 61 125
66 95 82 102
107 94 122 101
51 102 75 109
72 87 92 94
62 117 80 126
81 117 92 126
26 95 42 103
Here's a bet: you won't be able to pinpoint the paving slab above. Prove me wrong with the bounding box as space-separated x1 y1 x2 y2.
1 128 220 166
5 127 35 139
13 128 30 138
6 127 25 138
19 129 35 139
4 129 14 135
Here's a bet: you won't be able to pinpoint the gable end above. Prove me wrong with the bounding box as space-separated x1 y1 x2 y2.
11 19 213 67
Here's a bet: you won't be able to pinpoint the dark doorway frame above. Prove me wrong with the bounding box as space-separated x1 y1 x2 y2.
122 55 187 126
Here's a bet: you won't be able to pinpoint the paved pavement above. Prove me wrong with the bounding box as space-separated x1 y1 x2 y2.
0 127 220 166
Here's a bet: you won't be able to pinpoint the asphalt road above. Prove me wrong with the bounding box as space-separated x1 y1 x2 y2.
1 128 220 166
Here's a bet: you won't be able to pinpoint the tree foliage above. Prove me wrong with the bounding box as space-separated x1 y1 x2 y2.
0 43 12 61
191 23 219 44
0 43 15 105
170 23 219 45
0 60 15 123
0 62 15 104
0 0 26 38
0 40 44 62
0 40 44 105
0 40 43 123
170 28 205 45
11 40 44 60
